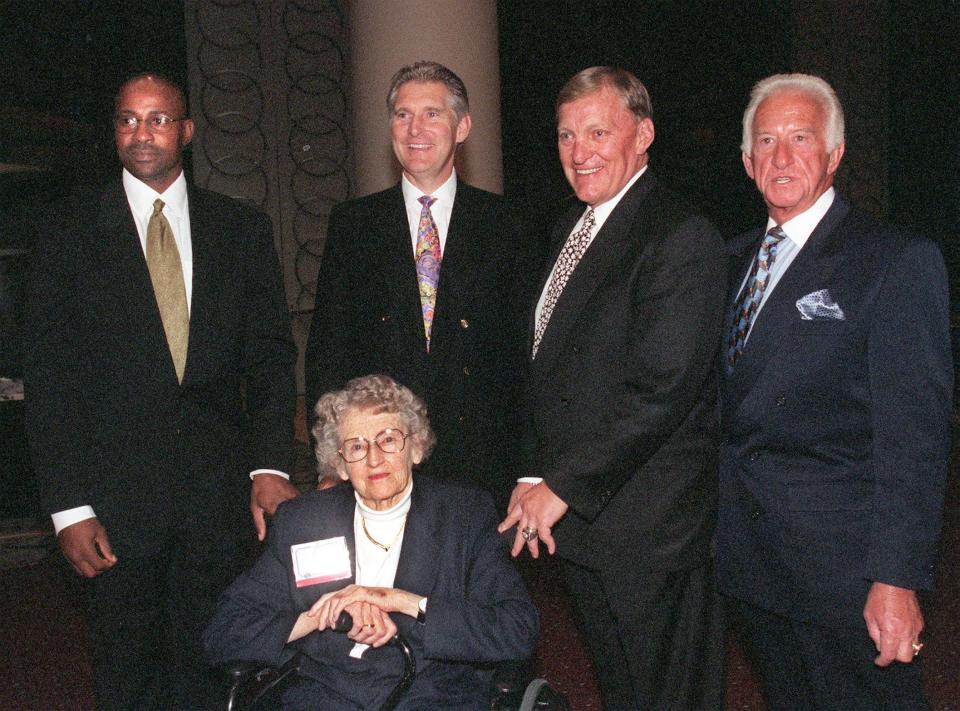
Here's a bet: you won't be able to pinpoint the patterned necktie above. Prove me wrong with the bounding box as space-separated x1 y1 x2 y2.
146 198 189 382
415 195 442 352
532 207 596 359
726 225 787 373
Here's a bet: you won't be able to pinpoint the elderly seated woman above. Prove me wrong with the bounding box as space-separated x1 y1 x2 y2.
204 374 538 710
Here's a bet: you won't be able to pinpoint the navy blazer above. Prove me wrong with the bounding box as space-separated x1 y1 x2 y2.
716 196 953 627
204 476 538 710
304 182 532 501
24 181 296 556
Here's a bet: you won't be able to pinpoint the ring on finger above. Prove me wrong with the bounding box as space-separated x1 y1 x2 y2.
521 526 538 541
912 641 923 656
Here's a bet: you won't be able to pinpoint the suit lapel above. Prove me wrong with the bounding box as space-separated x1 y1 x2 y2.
375 187 430 371
392 482 440 597
182 185 211 385
428 183 483 364
96 183 177 381
725 198 852 404
531 172 655 379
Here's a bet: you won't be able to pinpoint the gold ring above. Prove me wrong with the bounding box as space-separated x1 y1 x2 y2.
520 526 538 541
362 623 374 629
912 641 923 656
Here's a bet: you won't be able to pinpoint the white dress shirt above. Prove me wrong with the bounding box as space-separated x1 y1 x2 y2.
401 170 458 257
734 187 836 345
534 166 648 324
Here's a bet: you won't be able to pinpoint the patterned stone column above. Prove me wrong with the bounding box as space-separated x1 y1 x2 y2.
182 0 353 395
346 0 503 196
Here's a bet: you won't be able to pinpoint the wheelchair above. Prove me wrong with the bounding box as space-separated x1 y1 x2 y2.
223 612 571 711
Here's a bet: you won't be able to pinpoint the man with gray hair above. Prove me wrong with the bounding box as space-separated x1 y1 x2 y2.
500 66 727 710
305 61 528 503
717 73 951 709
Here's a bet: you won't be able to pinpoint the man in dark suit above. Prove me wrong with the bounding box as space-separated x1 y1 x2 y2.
304 61 527 504
717 73 952 710
498 67 728 710
24 73 297 710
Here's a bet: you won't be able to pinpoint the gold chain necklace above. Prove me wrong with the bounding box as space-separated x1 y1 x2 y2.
360 516 407 552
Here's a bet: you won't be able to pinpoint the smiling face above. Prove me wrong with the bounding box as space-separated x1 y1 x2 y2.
556 86 654 208
390 80 471 194
115 76 194 193
742 88 844 225
336 408 422 511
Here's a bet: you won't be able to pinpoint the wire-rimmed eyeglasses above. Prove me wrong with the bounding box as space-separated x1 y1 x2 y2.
338 429 408 463
114 114 187 134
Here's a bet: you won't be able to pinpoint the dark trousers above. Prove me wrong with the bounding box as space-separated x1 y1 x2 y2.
734 599 928 711
86 527 242 711
561 559 725 711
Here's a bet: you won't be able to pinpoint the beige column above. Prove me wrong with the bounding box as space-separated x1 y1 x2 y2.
347 0 502 196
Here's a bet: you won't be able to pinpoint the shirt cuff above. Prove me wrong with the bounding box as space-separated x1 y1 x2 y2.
51 506 96 534
517 477 544 484
249 469 290 481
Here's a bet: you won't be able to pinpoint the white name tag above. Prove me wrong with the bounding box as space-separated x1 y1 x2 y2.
291 536 352 588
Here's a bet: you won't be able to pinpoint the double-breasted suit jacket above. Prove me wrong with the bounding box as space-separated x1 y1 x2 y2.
305 182 530 498
204 476 538 710
522 171 727 573
25 181 296 557
716 196 953 626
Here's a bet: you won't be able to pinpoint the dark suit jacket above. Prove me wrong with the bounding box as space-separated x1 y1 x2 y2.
716 196 953 627
304 181 531 500
203 476 538 711
522 171 727 573
24 181 296 557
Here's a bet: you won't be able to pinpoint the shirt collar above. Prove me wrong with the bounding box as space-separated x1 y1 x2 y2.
122 168 188 216
767 187 835 249
401 169 457 206
589 164 648 229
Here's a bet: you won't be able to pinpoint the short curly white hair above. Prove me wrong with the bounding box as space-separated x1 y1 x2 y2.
312 374 437 479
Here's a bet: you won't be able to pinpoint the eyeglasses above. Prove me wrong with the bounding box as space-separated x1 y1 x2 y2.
338 429 408 463
114 114 187 134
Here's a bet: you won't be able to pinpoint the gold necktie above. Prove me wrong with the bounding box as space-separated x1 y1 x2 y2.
146 198 189 382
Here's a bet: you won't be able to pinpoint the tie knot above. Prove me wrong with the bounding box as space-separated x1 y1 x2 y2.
152 198 165 216
418 195 436 209
764 225 787 245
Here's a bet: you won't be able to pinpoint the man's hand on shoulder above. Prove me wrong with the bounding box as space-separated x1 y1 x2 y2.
250 473 300 541
863 581 924 666
58 518 117 578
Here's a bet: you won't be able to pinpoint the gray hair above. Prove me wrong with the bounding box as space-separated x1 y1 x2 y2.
386 61 469 122
556 66 653 122
312 374 436 479
741 73 844 155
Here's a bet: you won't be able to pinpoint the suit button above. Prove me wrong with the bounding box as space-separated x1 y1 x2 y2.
380 314 390 323
775 395 786 406
749 452 760 461
458 415 465 423
459 319 470 329
560 398 569 407
750 509 762 521
462 367 470 376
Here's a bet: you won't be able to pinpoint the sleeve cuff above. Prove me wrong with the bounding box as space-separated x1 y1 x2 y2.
250 469 290 481
51 506 96 534
516 477 544 484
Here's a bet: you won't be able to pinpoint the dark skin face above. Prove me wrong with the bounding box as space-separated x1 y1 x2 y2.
114 76 194 193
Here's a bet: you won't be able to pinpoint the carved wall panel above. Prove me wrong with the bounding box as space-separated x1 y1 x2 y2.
183 0 353 391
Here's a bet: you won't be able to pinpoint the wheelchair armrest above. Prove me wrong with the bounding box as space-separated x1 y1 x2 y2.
223 654 301 711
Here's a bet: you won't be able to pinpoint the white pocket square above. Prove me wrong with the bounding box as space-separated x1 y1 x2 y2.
796 289 845 320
